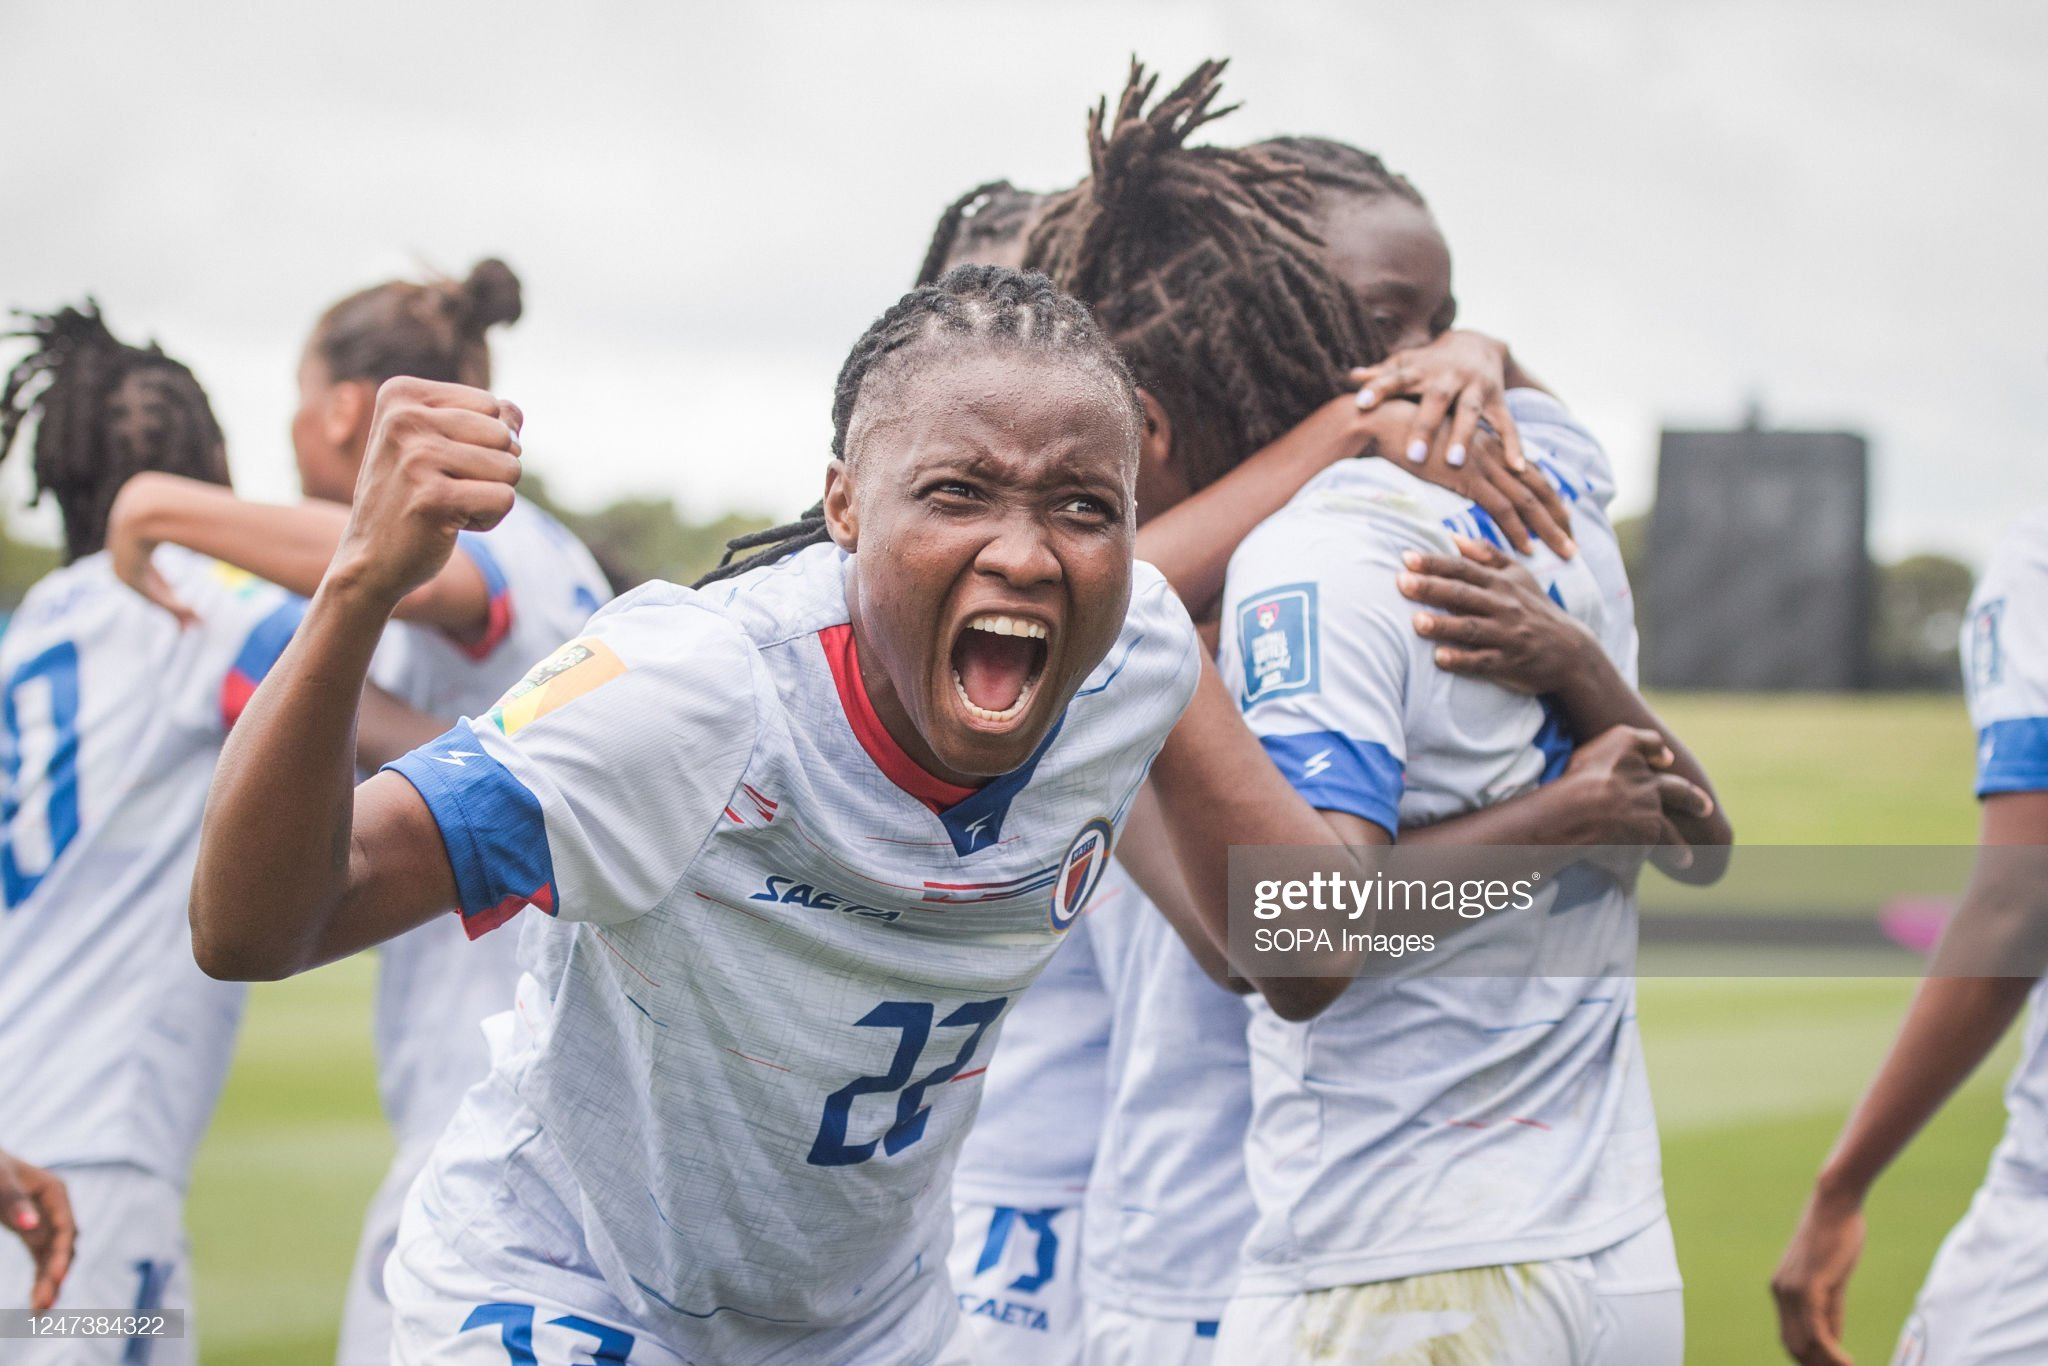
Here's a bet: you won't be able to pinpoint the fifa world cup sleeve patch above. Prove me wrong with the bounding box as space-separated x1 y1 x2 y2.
488 637 626 737
1236 583 1320 709
386 725 559 937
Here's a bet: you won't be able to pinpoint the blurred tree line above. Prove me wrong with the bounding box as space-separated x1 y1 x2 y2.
1614 514 1974 691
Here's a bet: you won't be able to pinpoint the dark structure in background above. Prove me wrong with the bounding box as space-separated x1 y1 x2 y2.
1643 410 1871 689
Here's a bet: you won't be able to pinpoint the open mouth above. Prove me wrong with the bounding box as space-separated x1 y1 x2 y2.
949 613 1050 725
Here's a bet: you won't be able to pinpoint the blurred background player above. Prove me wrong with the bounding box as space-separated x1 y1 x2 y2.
1773 506 2048 1366
2 1145 75 1316
1023 61 1728 1364
97 258 612 1366
0 303 424 1362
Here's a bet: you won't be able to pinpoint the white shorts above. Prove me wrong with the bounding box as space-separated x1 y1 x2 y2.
336 1135 435 1366
384 1194 683 1366
0 1163 193 1366
1896 1181 2048 1365
949 1201 1085 1365
1213 1217 1683 1366
387 1181 980 1366
1084 1301 1222 1366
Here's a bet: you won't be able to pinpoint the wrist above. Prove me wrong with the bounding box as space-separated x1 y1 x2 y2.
319 551 411 620
1813 1160 1872 1209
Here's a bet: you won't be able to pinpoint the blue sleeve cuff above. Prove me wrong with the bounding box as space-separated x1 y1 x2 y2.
386 725 559 935
1977 718 2048 796
1257 730 1403 837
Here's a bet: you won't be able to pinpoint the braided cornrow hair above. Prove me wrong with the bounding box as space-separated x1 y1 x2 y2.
0 302 229 563
1024 59 1386 493
697 264 1139 587
914 181 1056 286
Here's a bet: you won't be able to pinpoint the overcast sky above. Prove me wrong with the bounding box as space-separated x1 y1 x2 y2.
3 0 2042 564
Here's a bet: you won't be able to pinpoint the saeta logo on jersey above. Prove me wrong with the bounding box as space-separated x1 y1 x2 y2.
751 875 902 923
1050 817 1114 932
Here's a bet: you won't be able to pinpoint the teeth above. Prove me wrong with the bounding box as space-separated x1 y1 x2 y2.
954 670 1037 722
965 614 1048 640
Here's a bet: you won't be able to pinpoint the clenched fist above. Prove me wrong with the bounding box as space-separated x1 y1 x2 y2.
331 377 524 609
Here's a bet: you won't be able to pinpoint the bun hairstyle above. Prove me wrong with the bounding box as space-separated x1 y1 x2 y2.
1024 59 1385 494
1 300 230 562
312 256 523 391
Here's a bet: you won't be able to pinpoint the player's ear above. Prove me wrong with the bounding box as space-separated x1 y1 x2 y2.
329 380 375 454
1136 388 1175 476
823 459 858 551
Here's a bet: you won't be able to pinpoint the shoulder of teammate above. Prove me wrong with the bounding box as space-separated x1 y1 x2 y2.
1964 507 2048 796
1505 388 1616 512
152 546 309 730
1221 491 1430 835
384 581 763 934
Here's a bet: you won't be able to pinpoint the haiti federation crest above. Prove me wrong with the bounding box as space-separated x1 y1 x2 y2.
1051 817 1115 932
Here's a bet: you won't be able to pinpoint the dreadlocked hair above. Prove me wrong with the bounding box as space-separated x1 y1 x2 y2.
1256 135 1425 209
1024 59 1386 493
914 180 1056 286
313 257 522 390
696 264 1139 588
0 301 228 563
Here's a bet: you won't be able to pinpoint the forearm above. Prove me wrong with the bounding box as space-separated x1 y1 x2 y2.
118 473 488 637
191 570 393 979
1149 660 1382 1017
131 473 350 599
1551 650 1731 854
1817 972 2031 1201
1116 782 1239 989
1138 395 1387 614
1402 780 1610 882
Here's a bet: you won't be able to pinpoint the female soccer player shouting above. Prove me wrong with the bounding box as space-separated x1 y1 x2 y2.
189 266 1362 1364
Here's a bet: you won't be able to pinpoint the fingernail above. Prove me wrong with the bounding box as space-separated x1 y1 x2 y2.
1412 612 1433 633
1354 389 1377 409
13 1208 36 1230
1675 847 1694 869
1562 538 1578 558
1402 551 1422 569
1447 443 1467 468
1406 439 1427 463
1397 573 1420 594
1507 455 1527 471
1700 794 1716 817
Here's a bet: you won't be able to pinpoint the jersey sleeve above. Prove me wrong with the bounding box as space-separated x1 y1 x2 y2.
1114 560 1205 728
1964 512 2048 797
154 550 309 730
385 583 761 936
448 530 515 661
1507 389 1617 514
1221 512 1417 837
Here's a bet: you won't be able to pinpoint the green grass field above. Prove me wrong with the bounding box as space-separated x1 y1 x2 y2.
185 692 2001 1363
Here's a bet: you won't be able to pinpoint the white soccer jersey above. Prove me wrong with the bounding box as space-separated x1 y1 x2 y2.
366 495 612 1153
386 542 1201 1362
1083 862 1255 1322
0 547 303 1182
1217 390 1666 1294
1960 505 2048 1193
951 915 1111 1210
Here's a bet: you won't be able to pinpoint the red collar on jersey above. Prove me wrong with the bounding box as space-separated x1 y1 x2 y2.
818 622 980 815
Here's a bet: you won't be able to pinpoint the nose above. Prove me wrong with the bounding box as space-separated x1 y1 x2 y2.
973 510 1061 591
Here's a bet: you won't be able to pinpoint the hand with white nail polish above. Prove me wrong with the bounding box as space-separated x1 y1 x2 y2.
1349 331 1576 560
